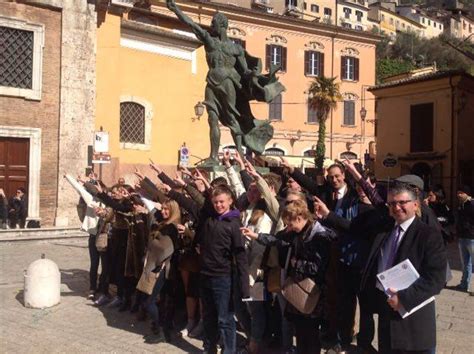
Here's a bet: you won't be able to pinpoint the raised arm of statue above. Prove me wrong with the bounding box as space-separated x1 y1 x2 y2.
167 0 210 44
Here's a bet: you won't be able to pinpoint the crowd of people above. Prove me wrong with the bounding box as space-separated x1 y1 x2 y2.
0 187 27 229
64 152 473 354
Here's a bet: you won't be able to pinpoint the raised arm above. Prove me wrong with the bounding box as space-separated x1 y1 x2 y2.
167 0 210 44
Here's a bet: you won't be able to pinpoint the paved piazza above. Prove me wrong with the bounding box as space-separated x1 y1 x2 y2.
0 238 473 353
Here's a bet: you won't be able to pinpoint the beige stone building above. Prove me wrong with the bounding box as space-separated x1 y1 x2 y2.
337 0 370 31
443 11 474 42
369 69 474 204
0 1 96 227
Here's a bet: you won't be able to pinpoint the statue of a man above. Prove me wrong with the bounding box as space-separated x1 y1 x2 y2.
167 0 285 165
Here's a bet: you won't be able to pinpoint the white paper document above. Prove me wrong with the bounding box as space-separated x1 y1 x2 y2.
377 259 435 319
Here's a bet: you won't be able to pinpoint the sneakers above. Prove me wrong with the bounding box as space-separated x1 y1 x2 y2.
106 296 123 308
87 290 95 300
94 294 110 306
180 320 197 337
188 320 204 338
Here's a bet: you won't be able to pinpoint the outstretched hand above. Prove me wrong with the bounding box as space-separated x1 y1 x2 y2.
174 172 186 187
222 150 232 167
313 196 330 219
244 159 259 178
149 159 162 175
280 156 294 174
166 0 177 11
233 151 245 169
134 167 144 181
341 159 362 181
240 227 258 240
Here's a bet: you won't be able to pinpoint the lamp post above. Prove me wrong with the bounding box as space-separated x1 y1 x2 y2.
192 101 205 122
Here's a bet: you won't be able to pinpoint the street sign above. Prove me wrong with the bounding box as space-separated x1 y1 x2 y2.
382 155 398 168
94 131 109 153
92 152 111 164
179 146 189 167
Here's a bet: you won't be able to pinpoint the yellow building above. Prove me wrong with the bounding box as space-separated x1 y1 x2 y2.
369 3 424 40
96 0 379 182
369 69 474 204
337 0 370 31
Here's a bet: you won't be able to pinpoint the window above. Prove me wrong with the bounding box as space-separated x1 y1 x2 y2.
305 51 324 76
120 102 145 144
0 19 44 100
341 56 359 81
342 23 352 29
381 14 385 21
230 37 246 49
266 44 287 72
356 10 363 22
433 21 436 28
410 103 433 152
307 101 318 123
355 25 363 31
311 4 319 12
343 100 355 125
390 18 394 25
264 147 285 156
269 94 282 120
344 7 351 19
324 7 332 16
303 2 307 10
428 19 431 25
422 17 425 24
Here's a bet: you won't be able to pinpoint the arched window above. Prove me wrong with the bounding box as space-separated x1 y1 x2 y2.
303 149 317 157
120 102 145 144
119 96 153 150
340 151 358 160
264 147 285 156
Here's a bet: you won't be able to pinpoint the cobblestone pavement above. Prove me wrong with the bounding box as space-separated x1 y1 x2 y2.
0 239 473 353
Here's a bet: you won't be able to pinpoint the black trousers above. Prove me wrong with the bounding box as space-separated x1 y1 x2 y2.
88 234 110 294
291 316 321 354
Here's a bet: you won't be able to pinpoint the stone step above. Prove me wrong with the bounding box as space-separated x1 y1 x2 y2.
0 227 88 242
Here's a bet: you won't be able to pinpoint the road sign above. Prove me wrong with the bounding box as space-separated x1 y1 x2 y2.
179 146 189 167
92 152 111 164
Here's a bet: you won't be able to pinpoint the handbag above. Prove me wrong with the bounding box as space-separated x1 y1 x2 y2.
136 271 157 295
281 237 321 315
281 276 320 315
95 232 108 252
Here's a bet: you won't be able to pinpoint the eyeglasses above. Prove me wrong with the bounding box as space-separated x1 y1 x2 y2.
387 200 414 208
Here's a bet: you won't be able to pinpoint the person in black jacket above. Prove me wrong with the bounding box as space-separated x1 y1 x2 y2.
360 184 446 353
242 199 336 354
454 185 474 294
8 187 27 229
0 188 7 229
194 184 249 354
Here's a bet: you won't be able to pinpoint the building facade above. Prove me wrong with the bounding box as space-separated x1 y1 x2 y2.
369 3 424 39
370 70 474 204
95 0 378 181
0 1 96 227
396 5 444 38
337 0 370 31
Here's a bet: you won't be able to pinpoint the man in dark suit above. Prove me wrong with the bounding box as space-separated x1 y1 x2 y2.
360 184 446 354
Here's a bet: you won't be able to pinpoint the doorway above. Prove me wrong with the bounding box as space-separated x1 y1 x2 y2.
0 137 30 201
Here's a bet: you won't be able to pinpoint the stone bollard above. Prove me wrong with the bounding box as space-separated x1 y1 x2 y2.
24 254 61 308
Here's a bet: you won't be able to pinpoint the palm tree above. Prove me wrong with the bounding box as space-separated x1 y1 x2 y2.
307 76 342 173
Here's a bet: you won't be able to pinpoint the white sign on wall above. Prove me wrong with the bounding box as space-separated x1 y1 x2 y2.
94 131 109 153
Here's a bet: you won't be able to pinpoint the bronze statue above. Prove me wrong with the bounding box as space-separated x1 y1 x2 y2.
167 0 285 165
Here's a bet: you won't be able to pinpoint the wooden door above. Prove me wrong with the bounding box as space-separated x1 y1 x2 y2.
0 137 29 200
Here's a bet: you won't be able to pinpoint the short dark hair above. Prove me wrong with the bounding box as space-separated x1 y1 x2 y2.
327 164 345 174
18 187 26 193
388 184 417 201
210 176 228 188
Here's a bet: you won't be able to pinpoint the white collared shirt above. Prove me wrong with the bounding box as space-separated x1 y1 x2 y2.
376 215 416 291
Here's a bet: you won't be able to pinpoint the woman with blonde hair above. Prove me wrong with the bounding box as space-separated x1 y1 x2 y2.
242 199 336 354
141 198 181 343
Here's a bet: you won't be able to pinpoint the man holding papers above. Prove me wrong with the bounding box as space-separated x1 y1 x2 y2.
360 184 447 353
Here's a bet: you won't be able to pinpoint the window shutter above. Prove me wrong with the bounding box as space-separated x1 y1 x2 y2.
341 56 347 80
304 51 309 75
265 44 271 71
281 46 287 72
343 101 349 124
319 52 325 77
354 58 360 81
350 101 355 125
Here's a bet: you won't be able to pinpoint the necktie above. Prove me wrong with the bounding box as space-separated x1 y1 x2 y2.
384 225 402 271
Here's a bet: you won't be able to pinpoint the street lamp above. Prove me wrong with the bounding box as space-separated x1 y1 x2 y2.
192 101 205 121
360 107 367 121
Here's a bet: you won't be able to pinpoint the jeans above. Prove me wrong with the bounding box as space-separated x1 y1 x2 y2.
458 238 474 290
200 274 236 354
145 270 166 326
88 234 109 294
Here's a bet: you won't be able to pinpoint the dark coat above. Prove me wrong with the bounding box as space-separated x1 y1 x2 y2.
360 217 447 351
456 198 474 239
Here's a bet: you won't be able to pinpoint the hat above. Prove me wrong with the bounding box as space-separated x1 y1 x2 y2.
143 232 174 274
395 174 424 190
457 185 472 195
